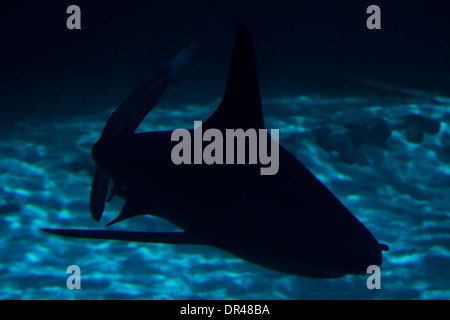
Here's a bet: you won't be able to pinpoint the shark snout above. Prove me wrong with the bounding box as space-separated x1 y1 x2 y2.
331 237 388 277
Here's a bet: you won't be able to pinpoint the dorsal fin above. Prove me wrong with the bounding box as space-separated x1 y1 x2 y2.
205 23 265 130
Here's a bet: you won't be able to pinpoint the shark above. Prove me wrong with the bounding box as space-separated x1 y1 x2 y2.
42 23 389 279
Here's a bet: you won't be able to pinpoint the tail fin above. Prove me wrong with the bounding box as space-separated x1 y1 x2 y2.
100 44 197 140
167 44 198 86
89 168 109 221
91 45 196 221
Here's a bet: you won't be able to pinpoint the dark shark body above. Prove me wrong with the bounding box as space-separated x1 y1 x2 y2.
43 24 388 279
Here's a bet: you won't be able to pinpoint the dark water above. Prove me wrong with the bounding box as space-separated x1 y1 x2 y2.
0 1 449 299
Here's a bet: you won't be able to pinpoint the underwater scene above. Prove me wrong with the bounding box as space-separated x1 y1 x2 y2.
1 1 449 300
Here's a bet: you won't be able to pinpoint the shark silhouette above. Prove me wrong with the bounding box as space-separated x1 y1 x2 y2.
43 23 388 279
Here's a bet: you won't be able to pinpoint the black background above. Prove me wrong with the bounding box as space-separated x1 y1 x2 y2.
1 0 449 130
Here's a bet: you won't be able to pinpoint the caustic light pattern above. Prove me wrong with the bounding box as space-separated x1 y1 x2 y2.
0 89 449 299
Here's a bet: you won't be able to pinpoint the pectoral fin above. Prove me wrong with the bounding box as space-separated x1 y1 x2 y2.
41 229 203 245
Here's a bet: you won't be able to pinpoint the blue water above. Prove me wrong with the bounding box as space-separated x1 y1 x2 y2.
0 87 449 299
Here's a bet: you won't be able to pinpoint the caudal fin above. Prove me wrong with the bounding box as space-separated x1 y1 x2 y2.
89 168 109 221
167 44 198 86
90 45 196 221
100 44 197 140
